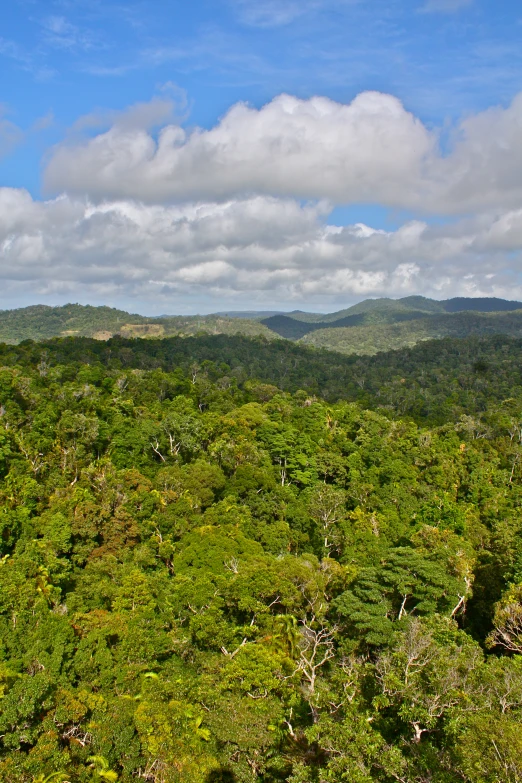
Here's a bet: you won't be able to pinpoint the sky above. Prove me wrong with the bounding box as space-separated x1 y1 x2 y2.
1 0 522 314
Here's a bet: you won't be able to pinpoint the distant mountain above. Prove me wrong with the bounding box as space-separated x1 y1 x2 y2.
4 296 522 352
279 296 446 324
260 296 522 344
301 310 522 356
261 308 436 339
260 313 367 339
442 297 522 312
213 310 288 320
0 304 274 344
261 298 441 336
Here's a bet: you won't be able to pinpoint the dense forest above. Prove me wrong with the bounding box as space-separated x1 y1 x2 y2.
1 333 522 782
3 332 522 424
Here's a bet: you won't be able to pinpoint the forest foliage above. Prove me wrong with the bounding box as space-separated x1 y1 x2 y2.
2 331 522 424
0 333 522 782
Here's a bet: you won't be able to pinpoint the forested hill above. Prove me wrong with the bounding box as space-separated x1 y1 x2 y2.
443 296 522 312
0 303 273 343
261 296 522 352
261 295 522 328
4 300 522 357
0 303 154 342
1 331 522 782
300 309 522 355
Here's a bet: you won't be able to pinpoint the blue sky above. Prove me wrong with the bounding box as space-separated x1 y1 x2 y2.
2 0 521 194
1 0 522 312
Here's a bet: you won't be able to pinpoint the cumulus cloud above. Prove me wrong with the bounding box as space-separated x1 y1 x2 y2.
435 93 522 213
43 92 434 207
1 187 522 309
43 90 522 216
70 97 179 135
10 88 522 310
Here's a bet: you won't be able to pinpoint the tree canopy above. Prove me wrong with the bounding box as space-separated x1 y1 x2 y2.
0 333 521 782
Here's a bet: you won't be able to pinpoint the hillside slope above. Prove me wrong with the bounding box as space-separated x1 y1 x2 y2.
5 297 522 351
0 304 149 342
261 296 522 339
300 310 522 355
262 306 435 338
0 304 274 343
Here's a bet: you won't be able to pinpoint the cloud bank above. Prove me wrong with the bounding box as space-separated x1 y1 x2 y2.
2 88 522 310
1 187 522 310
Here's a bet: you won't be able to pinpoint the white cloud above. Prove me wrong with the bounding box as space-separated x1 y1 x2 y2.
71 97 178 135
435 93 522 213
44 90 522 216
44 91 435 208
1 188 522 310
8 88 522 311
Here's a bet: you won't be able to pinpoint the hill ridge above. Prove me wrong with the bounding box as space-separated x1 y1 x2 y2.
3 297 522 352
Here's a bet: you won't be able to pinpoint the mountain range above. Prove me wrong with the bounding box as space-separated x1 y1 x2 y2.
258 296 522 337
3 296 522 354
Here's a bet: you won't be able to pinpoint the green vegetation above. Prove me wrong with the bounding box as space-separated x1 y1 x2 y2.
275 295 522 324
3 332 522 424
262 296 522 349
260 297 441 337
301 309 522 355
0 332 522 781
262 295 445 330
0 304 273 344
156 316 273 341
214 311 288 321
0 304 150 343
259 314 367 340
4 299 522 358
